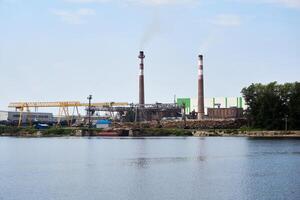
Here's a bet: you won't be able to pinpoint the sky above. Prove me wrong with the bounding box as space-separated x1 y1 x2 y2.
0 0 299 111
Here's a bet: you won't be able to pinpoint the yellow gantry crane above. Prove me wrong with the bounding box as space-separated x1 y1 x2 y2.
8 101 128 127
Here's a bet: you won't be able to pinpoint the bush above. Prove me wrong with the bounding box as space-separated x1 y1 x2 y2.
239 126 263 132
79 127 103 132
140 128 193 136
0 126 21 134
43 128 73 136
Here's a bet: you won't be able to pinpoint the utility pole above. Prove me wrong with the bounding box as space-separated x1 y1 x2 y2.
183 103 186 128
87 95 92 128
285 114 288 133
134 106 138 123
174 94 176 105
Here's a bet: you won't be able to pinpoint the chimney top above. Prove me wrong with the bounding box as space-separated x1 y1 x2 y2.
139 51 145 59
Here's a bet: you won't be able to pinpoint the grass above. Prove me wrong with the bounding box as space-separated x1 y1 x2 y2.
42 128 73 137
78 127 103 132
239 126 264 132
0 126 73 136
139 128 193 136
0 125 21 134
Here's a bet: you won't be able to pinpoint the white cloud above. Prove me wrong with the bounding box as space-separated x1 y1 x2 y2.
211 14 241 27
65 0 197 6
65 0 109 3
276 0 300 8
53 8 95 24
232 0 300 9
128 0 196 5
65 0 300 8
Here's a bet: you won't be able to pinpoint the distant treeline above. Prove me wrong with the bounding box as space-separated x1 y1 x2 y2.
242 82 300 130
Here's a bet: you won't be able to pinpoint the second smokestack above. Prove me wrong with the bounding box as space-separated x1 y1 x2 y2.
198 55 204 119
138 51 145 107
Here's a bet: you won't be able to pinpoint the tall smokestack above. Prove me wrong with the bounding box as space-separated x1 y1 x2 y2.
138 51 145 107
198 55 204 119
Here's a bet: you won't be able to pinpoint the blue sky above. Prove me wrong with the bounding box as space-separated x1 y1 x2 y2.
0 0 299 110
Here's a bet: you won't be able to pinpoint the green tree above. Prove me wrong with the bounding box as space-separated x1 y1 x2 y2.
288 82 300 129
242 82 300 130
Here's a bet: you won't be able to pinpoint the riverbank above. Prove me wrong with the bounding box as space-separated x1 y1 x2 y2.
1 125 300 137
193 130 300 137
0 126 193 137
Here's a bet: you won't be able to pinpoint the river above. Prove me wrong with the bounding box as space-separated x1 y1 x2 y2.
0 137 299 200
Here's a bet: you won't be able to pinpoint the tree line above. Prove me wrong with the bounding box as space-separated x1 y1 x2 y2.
242 82 300 130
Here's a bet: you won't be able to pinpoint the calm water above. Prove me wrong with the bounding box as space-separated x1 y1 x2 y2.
0 137 299 200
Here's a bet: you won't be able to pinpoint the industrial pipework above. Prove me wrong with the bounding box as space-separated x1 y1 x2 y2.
198 55 205 119
138 51 145 107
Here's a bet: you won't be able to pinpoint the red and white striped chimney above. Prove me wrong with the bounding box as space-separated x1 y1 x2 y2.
198 55 204 119
138 51 145 107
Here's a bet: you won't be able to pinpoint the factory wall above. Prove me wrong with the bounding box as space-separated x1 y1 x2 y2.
0 111 53 123
176 98 191 114
207 108 244 119
0 111 8 121
177 97 247 114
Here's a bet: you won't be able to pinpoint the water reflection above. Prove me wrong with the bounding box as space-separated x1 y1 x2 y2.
244 138 300 200
0 137 299 200
126 156 207 168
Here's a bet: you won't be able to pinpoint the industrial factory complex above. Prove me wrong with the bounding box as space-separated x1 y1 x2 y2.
0 52 246 127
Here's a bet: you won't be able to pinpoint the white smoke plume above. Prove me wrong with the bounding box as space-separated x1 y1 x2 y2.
139 10 161 50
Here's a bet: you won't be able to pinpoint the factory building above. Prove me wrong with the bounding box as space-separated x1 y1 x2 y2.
177 97 246 115
0 111 53 124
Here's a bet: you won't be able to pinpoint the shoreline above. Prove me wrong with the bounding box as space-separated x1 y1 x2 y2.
192 130 300 137
1 127 300 138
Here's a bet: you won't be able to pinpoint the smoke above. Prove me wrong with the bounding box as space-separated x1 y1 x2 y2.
198 29 220 54
199 18 236 54
139 10 161 50
199 14 242 53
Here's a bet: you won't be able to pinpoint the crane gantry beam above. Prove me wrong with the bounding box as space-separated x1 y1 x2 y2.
8 101 129 127
9 102 129 109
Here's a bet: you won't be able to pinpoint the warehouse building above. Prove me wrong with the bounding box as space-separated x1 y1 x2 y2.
0 111 53 125
207 107 244 119
177 97 246 115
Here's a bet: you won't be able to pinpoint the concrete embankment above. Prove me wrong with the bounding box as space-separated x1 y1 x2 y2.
113 119 246 129
1 124 300 137
0 126 193 137
193 130 300 137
